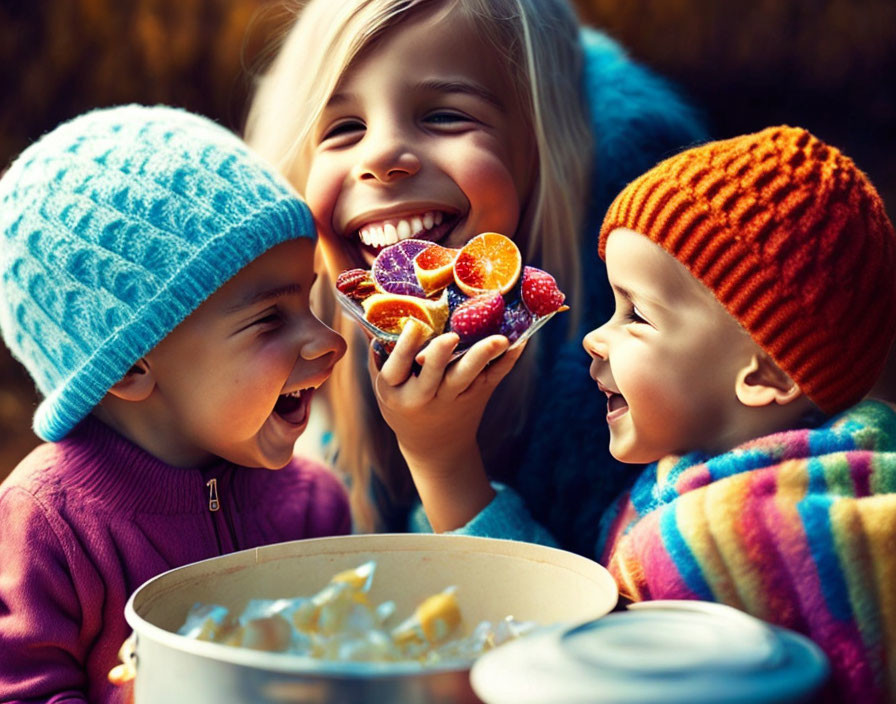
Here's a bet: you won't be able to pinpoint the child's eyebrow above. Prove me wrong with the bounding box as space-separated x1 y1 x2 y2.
326 79 503 111
227 282 308 312
414 79 504 109
613 283 667 312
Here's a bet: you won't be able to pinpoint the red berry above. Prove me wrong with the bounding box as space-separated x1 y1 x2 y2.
449 291 505 344
521 266 566 316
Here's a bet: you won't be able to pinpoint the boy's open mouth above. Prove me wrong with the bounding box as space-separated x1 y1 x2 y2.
274 388 313 426
606 392 629 421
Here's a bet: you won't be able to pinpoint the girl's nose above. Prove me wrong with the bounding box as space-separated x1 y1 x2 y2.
354 129 421 184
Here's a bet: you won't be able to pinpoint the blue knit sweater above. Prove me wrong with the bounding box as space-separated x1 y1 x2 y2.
411 28 708 556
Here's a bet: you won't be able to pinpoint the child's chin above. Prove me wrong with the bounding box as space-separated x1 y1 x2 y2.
258 454 294 470
608 439 659 465
608 437 633 464
609 449 638 464
234 449 295 471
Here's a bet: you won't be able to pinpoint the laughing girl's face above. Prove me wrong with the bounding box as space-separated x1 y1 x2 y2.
301 4 534 274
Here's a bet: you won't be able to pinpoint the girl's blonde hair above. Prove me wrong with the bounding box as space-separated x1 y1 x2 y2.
246 0 593 531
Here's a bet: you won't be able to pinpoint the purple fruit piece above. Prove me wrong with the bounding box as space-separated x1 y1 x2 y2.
371 239 433 298
500 300 533 342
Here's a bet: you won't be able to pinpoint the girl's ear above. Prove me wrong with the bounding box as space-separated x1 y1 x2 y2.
735 352 803 407
107 359 155 402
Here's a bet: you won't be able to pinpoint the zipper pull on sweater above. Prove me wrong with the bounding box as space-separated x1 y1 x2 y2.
206 478 220 512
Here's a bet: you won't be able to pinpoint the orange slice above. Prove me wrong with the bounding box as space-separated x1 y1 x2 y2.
414 244 459 295
361 290 448 336
453 232 522 296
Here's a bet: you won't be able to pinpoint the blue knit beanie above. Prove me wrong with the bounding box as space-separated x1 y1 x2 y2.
0 104 315 441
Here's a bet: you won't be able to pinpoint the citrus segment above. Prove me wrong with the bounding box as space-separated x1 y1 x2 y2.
414 244 459 295
362 290 448 336
371 238 432 297
453 232 521 296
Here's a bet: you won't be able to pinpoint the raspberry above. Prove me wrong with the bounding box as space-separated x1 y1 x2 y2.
521 266 566 317
449 291 505 344
500 301 533 342
336 268 375 301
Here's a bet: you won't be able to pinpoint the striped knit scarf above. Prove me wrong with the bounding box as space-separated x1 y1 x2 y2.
596 400 896 703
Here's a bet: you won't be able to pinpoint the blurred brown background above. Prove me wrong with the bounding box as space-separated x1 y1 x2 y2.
1 0 895 479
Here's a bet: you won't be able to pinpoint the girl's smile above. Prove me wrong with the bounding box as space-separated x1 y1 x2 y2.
302 3 535 271
344 207 456 262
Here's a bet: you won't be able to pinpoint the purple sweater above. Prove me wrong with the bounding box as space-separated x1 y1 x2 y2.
0 416 351 703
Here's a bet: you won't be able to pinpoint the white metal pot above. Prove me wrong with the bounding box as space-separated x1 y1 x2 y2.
125 533 618 703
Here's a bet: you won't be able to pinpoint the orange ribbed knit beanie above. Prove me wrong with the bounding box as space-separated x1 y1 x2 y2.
598 126 896 414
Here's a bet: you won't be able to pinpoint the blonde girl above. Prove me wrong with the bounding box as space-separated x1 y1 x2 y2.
246 0 705 550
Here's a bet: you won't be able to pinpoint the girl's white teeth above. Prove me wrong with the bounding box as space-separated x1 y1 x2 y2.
357 210 445 247
359 225 382 247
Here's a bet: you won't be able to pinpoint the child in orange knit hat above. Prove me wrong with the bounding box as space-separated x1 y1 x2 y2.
588 126 896 702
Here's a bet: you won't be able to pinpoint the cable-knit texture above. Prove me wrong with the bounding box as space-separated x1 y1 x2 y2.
597 400 896 703
599 126 896 414
0 104 314 441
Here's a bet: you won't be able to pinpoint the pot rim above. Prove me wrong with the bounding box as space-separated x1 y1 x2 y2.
124 533 618 677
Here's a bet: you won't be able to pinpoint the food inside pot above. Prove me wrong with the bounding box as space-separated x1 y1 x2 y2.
176 561 535 664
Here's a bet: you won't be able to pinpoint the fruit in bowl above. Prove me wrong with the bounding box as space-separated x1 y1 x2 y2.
335 233 567 360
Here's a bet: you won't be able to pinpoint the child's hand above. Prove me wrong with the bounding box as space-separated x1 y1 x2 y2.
371 321 523 456
369 321 526 531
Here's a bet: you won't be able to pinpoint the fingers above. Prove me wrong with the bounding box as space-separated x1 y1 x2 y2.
376 321 429 386
412 333 460 395
442 335 515 394
369 324 527 403
481 337 527 384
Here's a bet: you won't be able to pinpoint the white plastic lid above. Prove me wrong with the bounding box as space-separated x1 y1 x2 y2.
470 600 829 704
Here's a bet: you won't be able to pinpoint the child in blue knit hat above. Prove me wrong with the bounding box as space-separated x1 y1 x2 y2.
0 105 350 703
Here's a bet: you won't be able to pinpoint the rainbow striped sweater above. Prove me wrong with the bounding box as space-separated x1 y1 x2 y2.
597 400 896 702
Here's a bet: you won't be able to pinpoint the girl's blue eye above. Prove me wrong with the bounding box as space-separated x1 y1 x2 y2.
425 111 470 126
323 120 364 141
